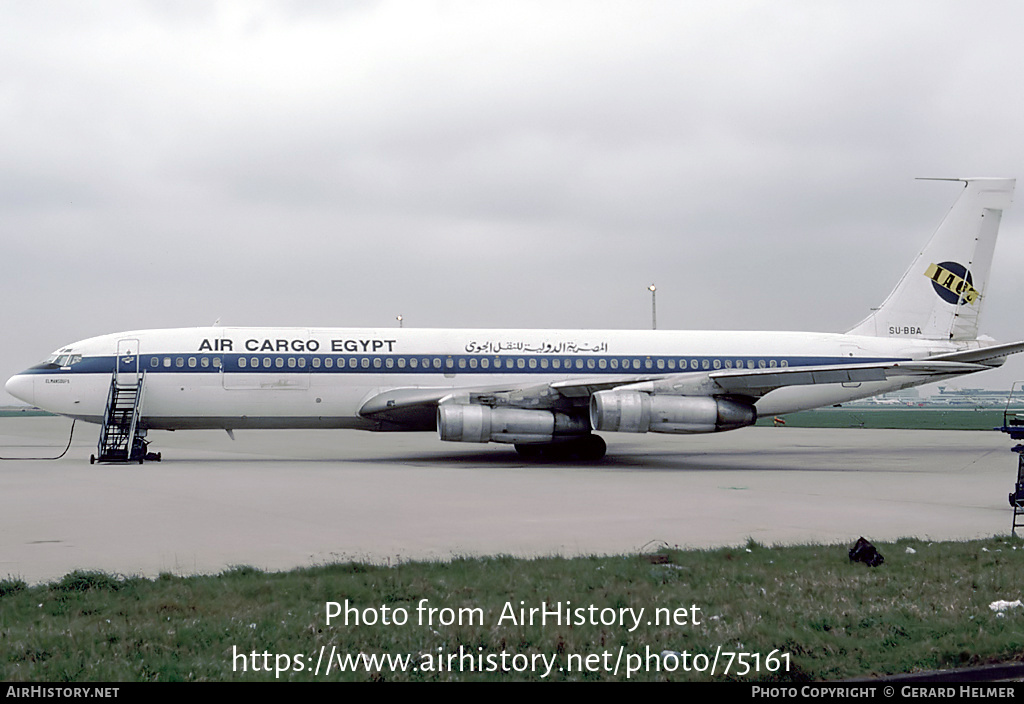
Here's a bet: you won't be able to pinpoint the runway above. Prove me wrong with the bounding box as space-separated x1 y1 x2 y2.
0 416 1017 584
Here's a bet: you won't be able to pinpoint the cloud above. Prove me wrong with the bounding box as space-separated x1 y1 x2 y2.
4 1 1024 390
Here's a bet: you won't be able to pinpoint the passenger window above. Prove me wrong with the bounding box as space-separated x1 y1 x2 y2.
288 358 296 368
528 359 537 369
644 359 652 369
657 359 665 370
587 359 595 369
150 357 159 368
312 358 321 368
410 358 418 369
362 358 370 368
469 358 478 369
176 358 184 368
552 359 561 369
201 357 209 368
373 358 382 369
433 358 442 369
213 357 221 368
576 359 584 370
251 357 258 368
397 358 406 368
324 357 333 368
598 359 607 369
480 358 489 369
275 358 284 368
517 358 525 369
631 359 640 370
188 357 197 368
298 357 306 368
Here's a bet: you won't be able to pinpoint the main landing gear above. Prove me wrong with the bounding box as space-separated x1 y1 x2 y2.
514 434 607 462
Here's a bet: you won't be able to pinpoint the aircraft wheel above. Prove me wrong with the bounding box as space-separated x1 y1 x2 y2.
516 436 606 462
514 444 544 459
577 434 607 462
557 435 606 462
89 455 95 465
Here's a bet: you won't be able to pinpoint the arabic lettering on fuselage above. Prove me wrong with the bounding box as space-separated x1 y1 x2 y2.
464 341 610 355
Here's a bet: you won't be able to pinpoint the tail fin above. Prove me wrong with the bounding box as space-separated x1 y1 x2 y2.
848 177 1015 341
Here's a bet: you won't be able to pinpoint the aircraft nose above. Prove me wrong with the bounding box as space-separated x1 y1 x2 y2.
5 374 34 406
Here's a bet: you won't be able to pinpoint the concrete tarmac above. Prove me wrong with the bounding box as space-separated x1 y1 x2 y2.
0 416 1018 584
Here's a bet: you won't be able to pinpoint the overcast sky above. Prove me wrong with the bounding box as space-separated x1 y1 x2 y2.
4 0 1024 401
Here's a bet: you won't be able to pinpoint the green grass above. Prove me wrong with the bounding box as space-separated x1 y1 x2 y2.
3 537 1024 681
0 408 54 417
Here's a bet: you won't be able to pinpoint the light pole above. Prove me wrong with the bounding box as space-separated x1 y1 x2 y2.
648 284 657 330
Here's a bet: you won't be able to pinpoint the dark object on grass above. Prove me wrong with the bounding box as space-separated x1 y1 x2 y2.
849 537 884 567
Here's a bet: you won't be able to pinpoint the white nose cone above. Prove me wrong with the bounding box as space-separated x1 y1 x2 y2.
5 374 34 406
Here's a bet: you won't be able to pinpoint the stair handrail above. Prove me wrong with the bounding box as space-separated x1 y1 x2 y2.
126 371 146 460
96 376 117 459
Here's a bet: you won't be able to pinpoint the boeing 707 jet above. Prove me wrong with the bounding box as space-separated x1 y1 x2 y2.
6 178 1020 461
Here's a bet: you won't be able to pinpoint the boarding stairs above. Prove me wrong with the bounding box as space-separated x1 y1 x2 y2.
91 346 153 464
997 383 1024 536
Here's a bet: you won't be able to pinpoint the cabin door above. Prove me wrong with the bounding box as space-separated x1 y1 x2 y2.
115 338 141 387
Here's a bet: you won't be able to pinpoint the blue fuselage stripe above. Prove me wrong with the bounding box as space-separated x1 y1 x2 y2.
20 353 906 377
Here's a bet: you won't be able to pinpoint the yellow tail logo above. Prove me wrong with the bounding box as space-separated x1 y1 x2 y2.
925 262 979 305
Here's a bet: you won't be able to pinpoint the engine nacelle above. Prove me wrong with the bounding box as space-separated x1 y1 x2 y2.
437 405 589 444
589 391 756 434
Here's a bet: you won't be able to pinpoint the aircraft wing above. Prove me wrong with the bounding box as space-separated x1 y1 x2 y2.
358 375 661 428
704 360 988 397
358 359 987 428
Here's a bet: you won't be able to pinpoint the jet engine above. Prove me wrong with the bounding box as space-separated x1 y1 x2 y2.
589 391 756 434
437 404 589 444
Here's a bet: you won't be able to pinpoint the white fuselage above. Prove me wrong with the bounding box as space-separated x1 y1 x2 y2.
6 326 963 431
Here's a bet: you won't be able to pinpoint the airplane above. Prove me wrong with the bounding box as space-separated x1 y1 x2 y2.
5 177 1022 462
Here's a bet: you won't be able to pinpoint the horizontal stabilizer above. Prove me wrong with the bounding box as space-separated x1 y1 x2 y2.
925 340 1024 367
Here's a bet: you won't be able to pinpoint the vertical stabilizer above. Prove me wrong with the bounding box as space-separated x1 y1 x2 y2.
847 178 1015 340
